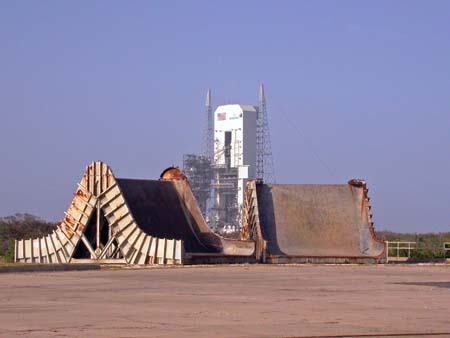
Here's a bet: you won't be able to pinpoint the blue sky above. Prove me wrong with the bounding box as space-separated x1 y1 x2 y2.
0 1 449 232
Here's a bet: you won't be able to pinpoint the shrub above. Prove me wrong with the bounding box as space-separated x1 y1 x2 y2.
0 213 57 257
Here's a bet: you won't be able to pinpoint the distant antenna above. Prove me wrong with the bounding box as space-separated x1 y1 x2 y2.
257 83 276 183
202 89 214 160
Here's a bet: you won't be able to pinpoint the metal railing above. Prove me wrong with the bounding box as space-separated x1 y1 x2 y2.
444 242 450 259
385 241 416 263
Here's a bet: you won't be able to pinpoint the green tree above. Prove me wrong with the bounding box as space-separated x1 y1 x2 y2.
0 213 57 261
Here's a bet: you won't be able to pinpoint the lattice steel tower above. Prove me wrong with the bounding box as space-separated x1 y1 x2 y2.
202 89 214 160
256 83 276 183
182 89 213 219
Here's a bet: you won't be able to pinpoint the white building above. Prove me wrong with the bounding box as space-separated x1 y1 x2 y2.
184 84 273 232
212 104 258 229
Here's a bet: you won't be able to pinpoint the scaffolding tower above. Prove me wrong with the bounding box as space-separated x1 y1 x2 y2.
202 89 214 160
257 83 276 183
182 90 214 220
183 84 275 232
182 154 212 218
211 165 239 231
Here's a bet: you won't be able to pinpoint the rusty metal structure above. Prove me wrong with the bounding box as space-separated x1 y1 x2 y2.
241 179 386 263
15 161 255 265
15 161 386 265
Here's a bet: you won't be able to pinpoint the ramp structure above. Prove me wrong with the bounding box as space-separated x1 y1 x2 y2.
242 180 386 263
15 161 385 265
15 162 255 265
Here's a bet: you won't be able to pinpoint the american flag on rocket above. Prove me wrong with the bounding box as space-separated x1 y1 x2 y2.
217 112 226 121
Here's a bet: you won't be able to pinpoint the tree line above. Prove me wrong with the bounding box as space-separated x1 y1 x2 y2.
376 230 450 259
0 213 57 262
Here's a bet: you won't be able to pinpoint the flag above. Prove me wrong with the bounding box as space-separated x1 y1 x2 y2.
217 112 226 121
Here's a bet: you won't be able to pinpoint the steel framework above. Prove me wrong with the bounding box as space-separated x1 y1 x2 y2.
15 162 183 265
257 83 276 183
184 85 276 230
202 89 214 161
182 154 212 218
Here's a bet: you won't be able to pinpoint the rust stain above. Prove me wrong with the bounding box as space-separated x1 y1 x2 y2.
76 189 88 199
62 220 74 238
348 179 368 216
347 180 385 255
64 216 75 229
240 223 248 240
160 166 187 181
145 255 153 264
77 223 84 235
348 179 366 188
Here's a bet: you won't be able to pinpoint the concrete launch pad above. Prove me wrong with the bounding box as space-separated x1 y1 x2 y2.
0 265 449 338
